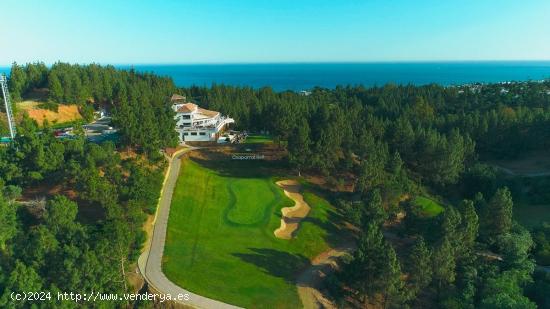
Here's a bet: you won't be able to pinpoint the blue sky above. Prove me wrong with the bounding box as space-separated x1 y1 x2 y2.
1 0 549 65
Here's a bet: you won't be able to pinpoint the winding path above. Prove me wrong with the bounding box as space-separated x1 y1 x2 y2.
138 146 242 309
297 242 356 309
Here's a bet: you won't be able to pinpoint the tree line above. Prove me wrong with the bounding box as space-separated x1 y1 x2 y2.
8 62 179 154
183 82 550 187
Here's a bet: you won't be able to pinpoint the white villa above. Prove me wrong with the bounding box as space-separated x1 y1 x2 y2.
171 94 235 142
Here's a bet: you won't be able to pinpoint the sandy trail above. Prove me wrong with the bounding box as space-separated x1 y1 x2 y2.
274 180 311 239
297 241 356 309
273 180 356 308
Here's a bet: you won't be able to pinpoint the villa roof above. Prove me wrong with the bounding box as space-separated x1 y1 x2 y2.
176 103 198 113
171 94 187 102
175 102 221 118
197 107 220 118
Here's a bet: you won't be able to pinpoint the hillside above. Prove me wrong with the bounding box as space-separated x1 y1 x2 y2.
17 101 82 126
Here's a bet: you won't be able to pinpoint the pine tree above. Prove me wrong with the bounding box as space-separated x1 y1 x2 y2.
287 118 311 175
8 62 27 101
363 189 387 227
48 72 64 102
408 237 432 298
382 245 405 309
459 200 479 254
485 187 513 240
432 237 456 298
343 223 403 307
0 192 16 250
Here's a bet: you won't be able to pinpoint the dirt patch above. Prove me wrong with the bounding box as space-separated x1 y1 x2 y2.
20 181 104 223
274 180 311 239
127 263 145 293
303 173 356 192
164 146 188 158
187 143 286 161
17 100 82 125
21 183 77 201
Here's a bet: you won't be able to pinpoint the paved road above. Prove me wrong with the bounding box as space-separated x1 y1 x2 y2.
138 147 242 309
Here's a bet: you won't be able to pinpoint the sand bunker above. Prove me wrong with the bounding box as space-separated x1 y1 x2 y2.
274 180 311 239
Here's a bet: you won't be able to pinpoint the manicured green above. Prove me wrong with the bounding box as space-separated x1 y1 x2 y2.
412 196 445 218
226 179 275 225
245 134 273 144
163 159 341 308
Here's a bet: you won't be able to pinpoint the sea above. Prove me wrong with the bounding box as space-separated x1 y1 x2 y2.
2 61 550 92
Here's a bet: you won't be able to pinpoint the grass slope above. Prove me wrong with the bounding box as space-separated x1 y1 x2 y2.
412 196 445 218
245 134 273 144
163 158 341 308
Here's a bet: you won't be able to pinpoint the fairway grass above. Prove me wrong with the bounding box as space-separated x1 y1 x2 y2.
226 179 276 225
163 158 341 308
245 134 273 144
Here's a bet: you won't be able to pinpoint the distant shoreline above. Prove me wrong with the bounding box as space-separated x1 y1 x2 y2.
2 61 550 91
3 60 550 66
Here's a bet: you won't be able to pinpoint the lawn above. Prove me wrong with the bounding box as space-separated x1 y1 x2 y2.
163 158 341 308
412 196 445 218
245 134 273 144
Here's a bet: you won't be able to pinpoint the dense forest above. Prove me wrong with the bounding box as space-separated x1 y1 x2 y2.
0 119 164 307
1 62 550 307
7 62 178 154
1 63 169 307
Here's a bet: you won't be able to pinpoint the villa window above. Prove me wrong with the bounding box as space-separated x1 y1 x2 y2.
182 115 191 119
191 132 197 136
199 132 206 135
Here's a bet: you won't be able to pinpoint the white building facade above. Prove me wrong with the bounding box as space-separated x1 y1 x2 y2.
171 95 235 142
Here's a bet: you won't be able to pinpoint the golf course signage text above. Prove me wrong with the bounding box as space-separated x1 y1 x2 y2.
232 153 265 160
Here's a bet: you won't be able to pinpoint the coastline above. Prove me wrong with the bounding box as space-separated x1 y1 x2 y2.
2 61 550 92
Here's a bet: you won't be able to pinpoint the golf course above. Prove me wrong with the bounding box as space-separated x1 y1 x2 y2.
162 153 345 308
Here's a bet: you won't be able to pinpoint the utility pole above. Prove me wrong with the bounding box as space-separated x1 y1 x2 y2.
0 74 16 139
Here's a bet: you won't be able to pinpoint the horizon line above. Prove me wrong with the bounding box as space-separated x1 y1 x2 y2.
2 59 550 67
